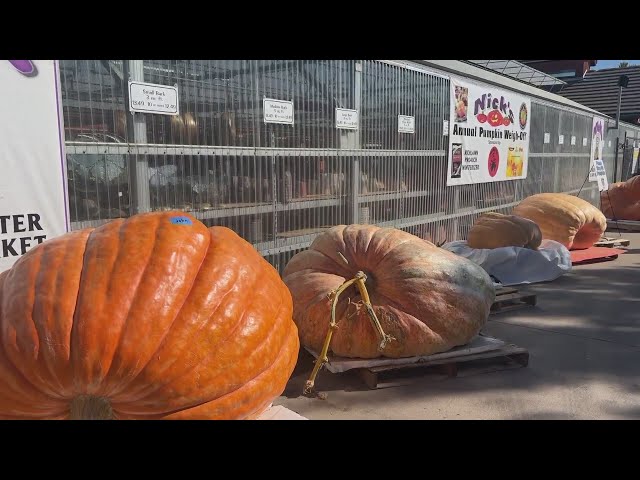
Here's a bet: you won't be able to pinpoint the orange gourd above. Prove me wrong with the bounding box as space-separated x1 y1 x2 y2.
600 175 640 221
513 193 606 250
0 211 299 420
467 212 542 250
283 225 495 359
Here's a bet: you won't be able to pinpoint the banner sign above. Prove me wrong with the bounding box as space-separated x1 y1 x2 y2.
0 60 69 272
447 78 531 186
588 117 606 182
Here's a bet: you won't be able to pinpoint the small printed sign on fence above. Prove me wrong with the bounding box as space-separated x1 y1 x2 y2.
594 159 608 192
129 81 179 115
398 115 415 134
264 98 294 125
336 108 358 130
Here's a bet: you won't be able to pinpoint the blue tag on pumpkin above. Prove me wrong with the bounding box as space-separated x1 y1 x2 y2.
170 216 193 226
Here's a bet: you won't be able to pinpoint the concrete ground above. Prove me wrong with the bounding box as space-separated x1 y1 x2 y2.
275 231 640 420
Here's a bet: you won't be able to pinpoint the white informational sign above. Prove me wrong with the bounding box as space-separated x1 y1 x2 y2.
443 120 450 136
129 81 179 115
559 134 564 145
398 115 415 134
594 159 609 192
571 136 576 146
264 98 294 125
544 132 550 144
608 140 612 148
582 137 588 147
447 78 531 186
335 108 358 130
1 60 69 272
632 148 639 175
589 117 606 182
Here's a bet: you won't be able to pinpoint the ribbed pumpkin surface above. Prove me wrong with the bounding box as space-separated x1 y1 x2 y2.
467 212 542 250
0 212 299 420
513 193 606 250
283 225 495 359
601 175 640 221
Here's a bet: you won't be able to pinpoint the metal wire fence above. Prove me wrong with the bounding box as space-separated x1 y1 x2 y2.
59 60 640 273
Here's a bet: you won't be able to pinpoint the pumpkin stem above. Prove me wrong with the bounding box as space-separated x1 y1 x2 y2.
69 395 114 420
303 271 395 398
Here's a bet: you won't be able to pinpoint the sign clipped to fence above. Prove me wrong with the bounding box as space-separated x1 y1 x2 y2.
632 148 639 175
335 108 358 130
129 81 179 115
0 60 69 272
593 159 608 192
398 115 415 134
588 117 606 182
447 78 531 186
264 98 294 125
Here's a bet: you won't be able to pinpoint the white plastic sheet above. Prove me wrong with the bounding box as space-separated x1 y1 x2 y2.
442 240 571 286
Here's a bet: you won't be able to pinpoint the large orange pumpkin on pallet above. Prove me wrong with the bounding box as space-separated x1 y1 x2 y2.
0 211 299 420
467 212 542 250
512 193 606 250
600 175 640 221
283 225 495 359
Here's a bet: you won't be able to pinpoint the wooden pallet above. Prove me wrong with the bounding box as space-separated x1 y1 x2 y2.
357 343 529 389
594 237 630 248
305 335 529 390
490 287 537 315
606 219 640 232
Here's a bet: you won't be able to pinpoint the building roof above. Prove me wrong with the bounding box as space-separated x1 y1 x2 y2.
556 66 640 119
412 60 607 118
467 60 567 88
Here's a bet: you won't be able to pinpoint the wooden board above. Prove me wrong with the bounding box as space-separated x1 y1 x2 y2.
357 344 529 389
256 405 307 420
594 237 631 248
606 219 640 232
305 335 529 390
490 287 536 315
305 335 506 373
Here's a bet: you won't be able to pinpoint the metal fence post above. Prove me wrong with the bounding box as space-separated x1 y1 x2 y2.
124 60 151 214
349 61 363 224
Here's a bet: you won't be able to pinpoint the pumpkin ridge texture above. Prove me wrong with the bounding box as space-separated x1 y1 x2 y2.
283 225 495 359
512 193 606 250
467 212 542 250
601 176 640 221
0 211 299 420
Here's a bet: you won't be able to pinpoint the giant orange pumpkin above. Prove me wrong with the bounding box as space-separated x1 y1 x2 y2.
283 225 495 359
0 211 299 420
467 212 542 250
600 175 640 221
513 193 606 250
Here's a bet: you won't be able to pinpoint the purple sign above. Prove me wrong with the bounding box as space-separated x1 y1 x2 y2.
8 60 37 77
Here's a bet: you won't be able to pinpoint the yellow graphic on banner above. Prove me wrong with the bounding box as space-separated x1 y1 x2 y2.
506 146 524 177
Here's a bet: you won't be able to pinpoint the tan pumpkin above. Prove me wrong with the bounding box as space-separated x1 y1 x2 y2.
513 193 606 250
467 212 542 250
600 175 640 221
283 225 495 359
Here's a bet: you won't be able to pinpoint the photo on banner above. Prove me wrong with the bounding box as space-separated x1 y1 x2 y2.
0 60 69 272
447 78 531 186
588 117 606 182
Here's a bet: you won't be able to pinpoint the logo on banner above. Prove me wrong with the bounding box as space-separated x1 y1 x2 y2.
8 60 37 77
519 103 528 130
474 93 515 127
488 147 500 177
